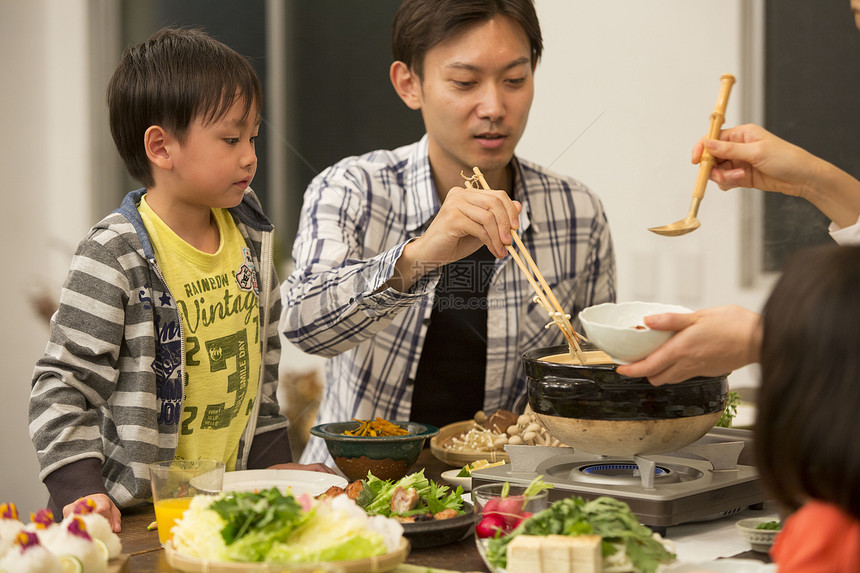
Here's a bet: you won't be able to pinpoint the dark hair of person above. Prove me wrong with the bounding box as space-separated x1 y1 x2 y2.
392 0 543 80
755 244 860 520
107 27 262 188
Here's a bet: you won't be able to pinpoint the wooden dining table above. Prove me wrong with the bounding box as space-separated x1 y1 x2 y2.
116 448 770 572
116 448 489 572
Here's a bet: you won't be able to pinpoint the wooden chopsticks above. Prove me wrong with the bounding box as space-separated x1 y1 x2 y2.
464 167 585 362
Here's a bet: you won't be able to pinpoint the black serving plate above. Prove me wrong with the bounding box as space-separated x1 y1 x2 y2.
402 502 474 549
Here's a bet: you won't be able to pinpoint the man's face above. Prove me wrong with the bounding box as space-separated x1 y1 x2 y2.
414 16 535 184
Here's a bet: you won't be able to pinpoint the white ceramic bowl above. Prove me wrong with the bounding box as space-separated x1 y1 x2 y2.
578 301 692 364
440 469 472 492
735 517 781 553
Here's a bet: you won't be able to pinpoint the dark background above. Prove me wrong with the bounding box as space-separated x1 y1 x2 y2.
764 0 860 270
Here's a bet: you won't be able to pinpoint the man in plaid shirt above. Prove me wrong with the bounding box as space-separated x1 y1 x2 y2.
281 0 616 464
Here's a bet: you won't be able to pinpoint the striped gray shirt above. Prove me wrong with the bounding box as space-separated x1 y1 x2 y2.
30 188 287 509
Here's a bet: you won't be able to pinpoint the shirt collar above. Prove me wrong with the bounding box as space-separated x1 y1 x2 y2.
404 135 440 233
509 156 534 235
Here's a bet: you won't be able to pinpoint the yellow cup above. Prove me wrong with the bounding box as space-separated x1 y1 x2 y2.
149 459 224 545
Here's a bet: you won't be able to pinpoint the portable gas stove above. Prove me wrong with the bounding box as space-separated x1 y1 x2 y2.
471 427 765 535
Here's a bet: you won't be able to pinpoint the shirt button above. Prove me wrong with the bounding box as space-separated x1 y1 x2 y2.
423 318 431 326
406 378 415 386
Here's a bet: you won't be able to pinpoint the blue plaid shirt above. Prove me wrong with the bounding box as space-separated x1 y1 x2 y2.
280 135 616 464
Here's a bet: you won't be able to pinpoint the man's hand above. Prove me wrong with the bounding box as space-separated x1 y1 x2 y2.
615 305 761 385
267 462 339 475
64 494 121 533
389 185 521 291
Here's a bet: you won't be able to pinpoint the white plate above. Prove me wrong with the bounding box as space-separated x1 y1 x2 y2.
440 469 472 492
222 469 347 497
661 559 777 573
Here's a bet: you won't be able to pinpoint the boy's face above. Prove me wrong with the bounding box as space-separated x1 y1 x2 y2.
412 16 535 184
169 97 260 210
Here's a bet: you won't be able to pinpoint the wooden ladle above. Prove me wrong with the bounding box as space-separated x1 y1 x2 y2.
649 74 735 237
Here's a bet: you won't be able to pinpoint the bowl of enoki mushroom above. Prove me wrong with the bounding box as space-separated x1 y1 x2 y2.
311 418 439 481
523 344 728 457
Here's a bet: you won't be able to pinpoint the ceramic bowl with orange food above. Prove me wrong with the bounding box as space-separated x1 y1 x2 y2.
310 421 439 482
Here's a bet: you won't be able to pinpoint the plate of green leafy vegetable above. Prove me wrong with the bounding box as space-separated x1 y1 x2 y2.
479 494 677 573
353 470 474 548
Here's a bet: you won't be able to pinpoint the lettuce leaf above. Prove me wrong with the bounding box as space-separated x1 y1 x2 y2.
357 470 464 517
265 496 389 563
208 488 306 561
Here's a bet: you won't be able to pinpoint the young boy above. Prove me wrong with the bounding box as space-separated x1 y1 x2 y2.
29 27 318 533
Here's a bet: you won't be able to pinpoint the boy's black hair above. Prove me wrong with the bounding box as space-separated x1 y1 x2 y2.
107 27 262 188
392 0 542 80
756 244 860 520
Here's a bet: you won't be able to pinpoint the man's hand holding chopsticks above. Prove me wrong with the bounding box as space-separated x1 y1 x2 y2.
386 184 521 292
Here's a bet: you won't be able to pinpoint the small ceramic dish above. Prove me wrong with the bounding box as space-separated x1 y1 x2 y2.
440 469 472 492
578 301 692 364
735 517 781 553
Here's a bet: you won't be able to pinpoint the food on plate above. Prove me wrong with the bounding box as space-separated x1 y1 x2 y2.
170 487 403 564
485 496 676 573
0 532 66 573
342 417 409 437
0 503 25 557
0 503 115 573
477 410 519 433
475 478 553 539
322 470 466 524
63 499 122 559
456 459 506 477
506 533 602 573
444 409 564 454
756 520 782 530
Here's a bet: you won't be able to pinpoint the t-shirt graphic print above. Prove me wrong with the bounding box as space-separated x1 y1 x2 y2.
138 197 261 469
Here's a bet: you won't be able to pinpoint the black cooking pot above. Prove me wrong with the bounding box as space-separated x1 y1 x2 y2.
523 345 728 455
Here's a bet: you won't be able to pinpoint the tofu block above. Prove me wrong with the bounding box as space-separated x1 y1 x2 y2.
568 534 602 573
506 534 603 573
507 535 543 573
540 535 573 570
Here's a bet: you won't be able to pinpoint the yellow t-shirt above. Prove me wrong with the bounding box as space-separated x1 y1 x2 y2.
138 195 261 470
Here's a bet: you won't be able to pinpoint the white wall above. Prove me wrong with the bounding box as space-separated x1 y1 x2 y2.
0 0 92 515
523 1 766 307
518 0 768 387
2 0 768 514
